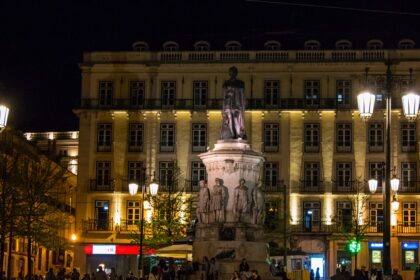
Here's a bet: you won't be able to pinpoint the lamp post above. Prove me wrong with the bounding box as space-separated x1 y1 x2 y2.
128 171 159 280
357 62 420 276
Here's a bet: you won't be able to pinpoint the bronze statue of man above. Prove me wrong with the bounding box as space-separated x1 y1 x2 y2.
220 66 246 140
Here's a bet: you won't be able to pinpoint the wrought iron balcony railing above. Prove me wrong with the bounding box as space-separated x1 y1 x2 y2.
89 179 115 192
82 218 114 231
299 180 324 193
332 180 357 193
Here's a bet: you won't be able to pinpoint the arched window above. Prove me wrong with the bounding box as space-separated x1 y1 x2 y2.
194 41 210 51
225 40 242 51
304 40 321 50
367 39 384 50
132 41 149 51
163 41 179 51
335 40 352 50
264 40 281 50
398 39 415 49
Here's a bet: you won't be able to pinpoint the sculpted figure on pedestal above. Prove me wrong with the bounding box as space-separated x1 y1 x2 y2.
233 179 249 222
220 66 247 140
251 183 266 225
197 180 210 224
211 178 228 223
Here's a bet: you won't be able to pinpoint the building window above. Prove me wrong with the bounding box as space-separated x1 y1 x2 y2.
95 200 110 230
336 123 352 152
303 201 321 232
336 80 352 106
304 123 320 153
302 162 321 191
336 201 352 229
225 41 241 51
192 123 207 152
95 161 112 190
369 162 385 192
161 81 176 108
264 40 281 50
304 80 320 106
367 39 383 50
401 162 417 192
191 161 206 191
193 81 208 108
264 162 279 191
163 41 179 51
401 123 416 152
368 123 384 152
128 123 143 152
159 161 174 191
98 81 113 107
160 124 175 152
264 80 280 108
127 201 141 225
194 41 210 51
263 123 279 152
128 161 143 185
304 40 321 50
130 81 145 107
97 124 112 152
369 202 384 233
335 162 353 192
398 39 415 49
403 203 416 227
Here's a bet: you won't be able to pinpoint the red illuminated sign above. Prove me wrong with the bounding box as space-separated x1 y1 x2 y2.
85 244 155 255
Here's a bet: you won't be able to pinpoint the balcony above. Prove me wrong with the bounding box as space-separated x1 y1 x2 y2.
290 220 338 234
399 180 420 193
332 180 357 193
299 180 324 193
263 181 285 193
397 224 420 234
80 97 399 111
401 141 417 153
304 141 320 153
82 218 114 231
89 179 115 191
368 141 384 152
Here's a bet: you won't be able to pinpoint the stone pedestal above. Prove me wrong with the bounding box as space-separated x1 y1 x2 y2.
194 140 267 279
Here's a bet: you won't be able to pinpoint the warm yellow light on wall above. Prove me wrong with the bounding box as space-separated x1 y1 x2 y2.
71 132 78 139
114 195 122 226
48 132 55 140
290 194 299 224
324 194 333 225
391 213 397 226
71 233 77 241
144 201 152 223
25 133 32 141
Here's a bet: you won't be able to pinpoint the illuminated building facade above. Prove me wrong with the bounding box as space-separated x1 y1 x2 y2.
73 37 420 278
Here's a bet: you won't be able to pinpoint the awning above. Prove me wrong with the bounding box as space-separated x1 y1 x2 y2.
156 244 192 260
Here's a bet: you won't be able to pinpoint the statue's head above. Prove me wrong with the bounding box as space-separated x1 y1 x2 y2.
239 178 246 185
228 66 238 78
199 180 206 187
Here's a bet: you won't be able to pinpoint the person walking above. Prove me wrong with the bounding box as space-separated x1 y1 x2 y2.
95 267 108 280
46 268 57 280
391 269 402 280
315 267 320 280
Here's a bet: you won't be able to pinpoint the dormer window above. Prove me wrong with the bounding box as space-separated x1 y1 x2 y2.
367 39 384 50
163 41 179 51
398 39 415 49
194 41 210 51
225 41 242 51
264 40 281 50
304 40 321 50
132 41 149 51
335 40 352 50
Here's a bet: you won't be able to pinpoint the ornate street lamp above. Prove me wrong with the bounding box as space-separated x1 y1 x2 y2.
128 172 159 280
368 178 378 194
357 63 419 275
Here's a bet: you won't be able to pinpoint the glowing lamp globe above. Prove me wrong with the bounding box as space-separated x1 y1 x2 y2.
357 91 376 121
0 105 9 129
128 182 139 196
368 178 378 194
390 177 400 192
402 92 420 121
149 181 159 196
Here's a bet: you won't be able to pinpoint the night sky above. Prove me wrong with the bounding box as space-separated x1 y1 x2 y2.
0 0 419 132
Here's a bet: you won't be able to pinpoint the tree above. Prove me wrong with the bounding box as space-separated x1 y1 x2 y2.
130 164 192 249
15 158 71 278
334 180 371 271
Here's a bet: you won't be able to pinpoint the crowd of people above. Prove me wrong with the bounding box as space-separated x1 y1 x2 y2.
329 266 404 280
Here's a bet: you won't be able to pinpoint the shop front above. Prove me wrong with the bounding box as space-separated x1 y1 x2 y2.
368 242 383 270
84 244 155 276
401 242 418 271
